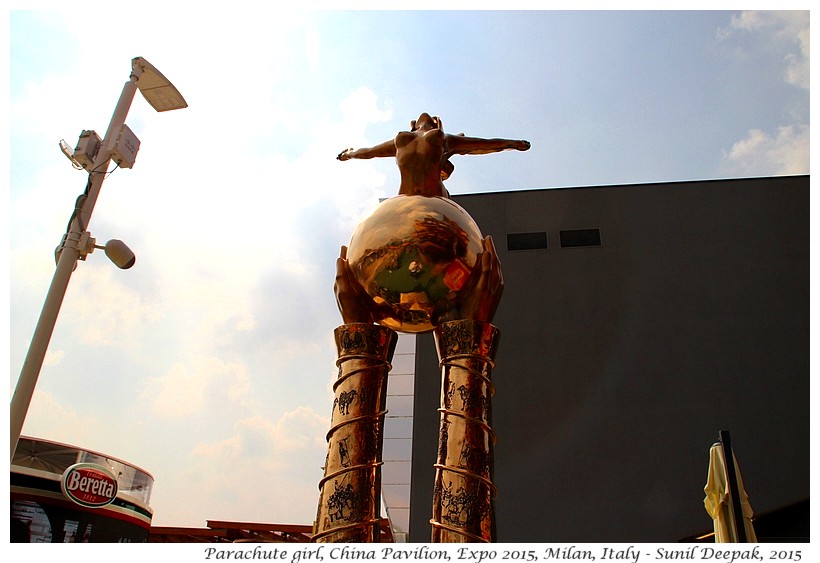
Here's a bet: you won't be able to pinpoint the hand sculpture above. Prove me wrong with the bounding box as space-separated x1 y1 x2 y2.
457 235 504 324
334 245 391 325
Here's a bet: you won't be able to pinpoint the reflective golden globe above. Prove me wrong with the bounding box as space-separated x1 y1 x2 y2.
346 195 484 333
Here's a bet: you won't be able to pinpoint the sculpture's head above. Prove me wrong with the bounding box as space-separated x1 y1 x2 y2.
410 113 441 132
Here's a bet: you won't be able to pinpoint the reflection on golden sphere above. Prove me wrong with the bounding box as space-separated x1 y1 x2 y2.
347 195 484 333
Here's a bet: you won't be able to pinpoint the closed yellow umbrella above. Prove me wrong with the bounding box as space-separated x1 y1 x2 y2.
704 431 757 542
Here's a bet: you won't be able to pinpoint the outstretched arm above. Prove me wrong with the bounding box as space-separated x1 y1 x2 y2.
337 139 397 161
445 135 530 157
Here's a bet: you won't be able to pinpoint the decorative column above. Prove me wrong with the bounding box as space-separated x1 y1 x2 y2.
312 323 397 543
430 319 500 543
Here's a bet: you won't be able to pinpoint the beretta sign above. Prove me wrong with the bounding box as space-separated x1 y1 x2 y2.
61 463 119 508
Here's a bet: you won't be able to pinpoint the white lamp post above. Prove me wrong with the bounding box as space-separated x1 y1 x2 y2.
10 57 187 461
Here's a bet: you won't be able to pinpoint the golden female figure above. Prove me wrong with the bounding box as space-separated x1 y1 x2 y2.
338 113 530 197
313 113 528 543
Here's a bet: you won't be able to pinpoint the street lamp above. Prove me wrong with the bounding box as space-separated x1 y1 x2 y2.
10 57 187 461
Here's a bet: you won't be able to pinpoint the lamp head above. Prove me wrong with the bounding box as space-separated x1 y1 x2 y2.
103 239 136 269
132 57 188 112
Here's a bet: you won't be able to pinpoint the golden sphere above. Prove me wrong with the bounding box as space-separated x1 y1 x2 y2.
347 195 484 333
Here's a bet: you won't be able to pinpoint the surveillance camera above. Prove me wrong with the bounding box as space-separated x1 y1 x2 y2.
103 239 136 269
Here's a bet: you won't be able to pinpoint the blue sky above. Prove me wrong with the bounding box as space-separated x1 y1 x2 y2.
7 6 810 530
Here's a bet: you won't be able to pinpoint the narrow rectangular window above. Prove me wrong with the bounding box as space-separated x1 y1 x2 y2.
560 229 602 247
507 232 548 251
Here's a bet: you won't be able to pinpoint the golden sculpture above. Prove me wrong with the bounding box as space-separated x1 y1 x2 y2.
313 113 528 543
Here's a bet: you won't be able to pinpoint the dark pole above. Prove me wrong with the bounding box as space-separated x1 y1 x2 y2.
719 430 747 542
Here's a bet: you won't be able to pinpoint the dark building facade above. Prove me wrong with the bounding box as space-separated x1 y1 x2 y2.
408 176 809 542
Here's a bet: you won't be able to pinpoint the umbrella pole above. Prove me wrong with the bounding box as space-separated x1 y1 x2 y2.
718 430 747 542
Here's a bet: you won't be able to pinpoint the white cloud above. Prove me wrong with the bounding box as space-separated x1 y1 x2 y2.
143 356 254 418
193 407 326 460
305 26 322 71
60 264 164 349
722 10 809 89
43 348 65 367
21 389 102 446
148 406 328 525
716 11 809 179
340 87 394 132
720 124 809 177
